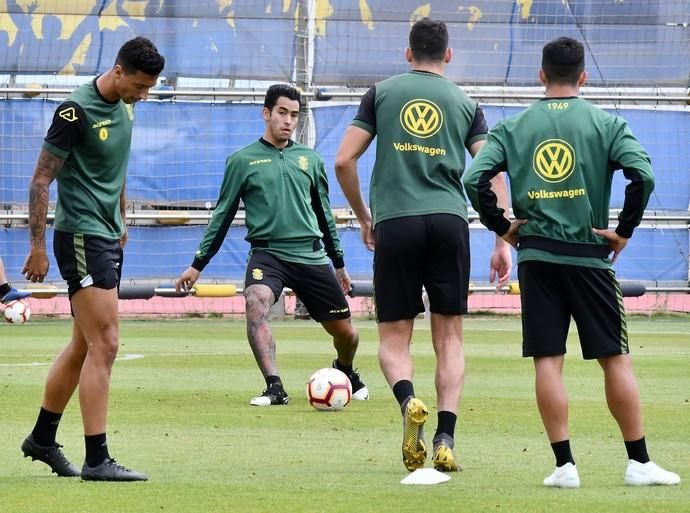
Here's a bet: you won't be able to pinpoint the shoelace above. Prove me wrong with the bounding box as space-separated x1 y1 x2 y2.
263 385 284 397
350 369 364 388
51 443 69 459
105 459 131 472
49 443 75 468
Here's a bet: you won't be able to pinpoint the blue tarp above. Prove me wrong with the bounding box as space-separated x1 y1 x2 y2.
0 0 296 79
1 97 688 284
1 99 688 209
313 104 690 211
313 0 689 86
0 1 687 85
1 224 687 283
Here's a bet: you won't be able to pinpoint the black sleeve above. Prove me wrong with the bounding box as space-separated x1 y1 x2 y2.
465 104 489 150
44 101 87 152
353 86 376 128
612 162 652 239
607 118 655 239
477 165 512 236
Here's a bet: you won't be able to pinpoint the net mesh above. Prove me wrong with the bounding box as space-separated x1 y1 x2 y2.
1 0 688 294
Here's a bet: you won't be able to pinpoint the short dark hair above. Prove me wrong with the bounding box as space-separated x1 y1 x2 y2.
409 18 448 63
264 84 301 111
116 36 165 76
542 37 585 85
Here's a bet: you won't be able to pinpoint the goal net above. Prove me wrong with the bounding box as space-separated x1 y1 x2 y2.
1 0 688 299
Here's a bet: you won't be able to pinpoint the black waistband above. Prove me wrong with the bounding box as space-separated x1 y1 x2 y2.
251 239 322 251
519 235 610 258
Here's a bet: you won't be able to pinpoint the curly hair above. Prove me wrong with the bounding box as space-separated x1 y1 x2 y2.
116 36 165 76
264 84 301 111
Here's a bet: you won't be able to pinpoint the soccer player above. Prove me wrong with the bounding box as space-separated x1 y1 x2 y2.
175 84 368 407
334 18 512 472
21 37 165 481
463 36 680 487
1 257 31 303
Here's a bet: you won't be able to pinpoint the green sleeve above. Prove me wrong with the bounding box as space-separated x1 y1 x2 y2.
311 157 345 268
192 154 244 271
351 119 375 134
463 129 511 235
608 117 655 238
42 141 70 160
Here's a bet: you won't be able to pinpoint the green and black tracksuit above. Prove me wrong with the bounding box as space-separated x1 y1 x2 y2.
464 96 654 359
463 96 655 269
192 138 344 271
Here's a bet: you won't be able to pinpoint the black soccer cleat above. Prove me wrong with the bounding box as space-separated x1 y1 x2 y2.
250 383 289 406
332 359 369 400
81 458 148 481
21 433 81 477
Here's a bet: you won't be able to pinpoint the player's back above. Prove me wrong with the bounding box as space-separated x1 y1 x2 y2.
368 71 480 225
500 98 632 233
492 96 652 263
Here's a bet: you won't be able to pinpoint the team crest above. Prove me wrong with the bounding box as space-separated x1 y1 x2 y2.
58 107 78 122
298 155 309 171
252 268 263 280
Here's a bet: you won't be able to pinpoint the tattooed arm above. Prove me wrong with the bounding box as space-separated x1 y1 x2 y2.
23 100 85 281
22 149 65 282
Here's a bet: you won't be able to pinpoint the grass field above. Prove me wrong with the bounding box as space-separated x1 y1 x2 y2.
1 316 688 513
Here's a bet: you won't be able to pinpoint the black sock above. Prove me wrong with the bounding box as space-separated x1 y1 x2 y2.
31 407 62 446
392 380 415 413
333 359 353 376
551 440 575 467
625 437 650 463
0 283 10 296
85 433 110 467
266 375 282 387
434 411 457 439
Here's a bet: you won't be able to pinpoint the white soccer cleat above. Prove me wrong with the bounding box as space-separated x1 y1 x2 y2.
249 383 289 406
351 386 369 401
624 460 680 486
543 462 580 488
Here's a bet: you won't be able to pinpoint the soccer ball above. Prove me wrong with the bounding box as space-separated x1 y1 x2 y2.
3 299 31 324
306 368 352 411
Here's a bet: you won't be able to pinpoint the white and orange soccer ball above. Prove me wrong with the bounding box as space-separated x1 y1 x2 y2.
306 367 352 411
3 299 31 324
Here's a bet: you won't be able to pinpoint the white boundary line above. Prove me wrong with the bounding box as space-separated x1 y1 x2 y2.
0 353 145 367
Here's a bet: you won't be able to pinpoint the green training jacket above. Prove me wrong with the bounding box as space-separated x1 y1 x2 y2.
463 97 654 268
192 138 344 271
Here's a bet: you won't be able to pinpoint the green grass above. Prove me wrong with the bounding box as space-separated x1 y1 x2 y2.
1 317 688 513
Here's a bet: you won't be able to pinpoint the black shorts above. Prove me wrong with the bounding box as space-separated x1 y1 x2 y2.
244 250 350 322
53 230 123 299
373 214 470 322
519 260 628 360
